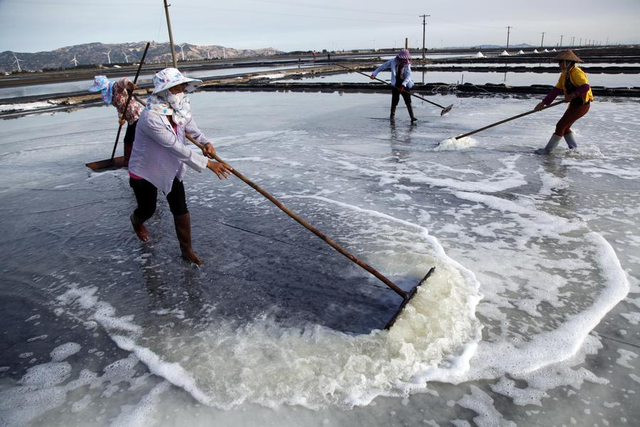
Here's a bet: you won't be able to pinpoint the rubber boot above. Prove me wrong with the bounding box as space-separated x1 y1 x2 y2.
390 105 396 120
535 134 562 155
174 213 203 265
564 132 578 149
130 213 149 242
407 103 418 123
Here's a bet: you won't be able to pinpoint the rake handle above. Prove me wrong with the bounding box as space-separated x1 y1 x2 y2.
110 42 151 159
455 100 565 140
337 63 448 110
185 133 408 299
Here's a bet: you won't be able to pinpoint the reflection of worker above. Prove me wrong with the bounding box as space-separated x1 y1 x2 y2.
128 68 232 265
371 50 417 122
88 75 143 165
534 50 593 154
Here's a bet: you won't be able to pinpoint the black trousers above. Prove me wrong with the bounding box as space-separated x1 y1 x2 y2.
123 121 137 162
130 177 188 221
124 120 137 145
391 86 412 108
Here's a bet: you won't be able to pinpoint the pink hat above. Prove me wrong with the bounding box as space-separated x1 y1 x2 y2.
396 49 412 65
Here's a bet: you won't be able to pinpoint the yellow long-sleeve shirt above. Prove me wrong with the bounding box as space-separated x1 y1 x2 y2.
554 66 594 104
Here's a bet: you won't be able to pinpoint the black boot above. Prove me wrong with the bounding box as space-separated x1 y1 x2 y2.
390 105 396 120
174 213 203 265
407 103 418 123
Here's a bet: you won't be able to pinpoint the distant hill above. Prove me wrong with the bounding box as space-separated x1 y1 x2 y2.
0 41 282 73
469 43 533 50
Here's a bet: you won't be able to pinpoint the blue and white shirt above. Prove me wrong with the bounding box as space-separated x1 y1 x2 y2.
372 58 414 89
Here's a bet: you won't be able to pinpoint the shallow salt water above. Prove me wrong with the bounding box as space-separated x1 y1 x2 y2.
280 70 640 87
0 91 639 426
0 65 303 100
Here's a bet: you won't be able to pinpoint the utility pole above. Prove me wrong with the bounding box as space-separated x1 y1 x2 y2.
571 36 575 46
419 14 430 60
505 26 512 51
163 0 178 68
540 32 545 48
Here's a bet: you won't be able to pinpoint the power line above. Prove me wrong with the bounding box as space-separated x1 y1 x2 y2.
246 0 416 18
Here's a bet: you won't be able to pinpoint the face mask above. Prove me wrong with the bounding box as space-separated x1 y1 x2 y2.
167 92 186 110
165 91 192 126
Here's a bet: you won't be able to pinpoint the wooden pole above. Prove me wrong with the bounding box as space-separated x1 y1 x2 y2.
109 42 151 160
336 63 453 114
163 0 178 68
455 100 564 140
184 133 408 299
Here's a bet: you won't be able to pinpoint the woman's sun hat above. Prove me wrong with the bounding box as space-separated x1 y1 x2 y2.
88 75 110 92
554 50 583 63
87 75 114 105
152 68 203 94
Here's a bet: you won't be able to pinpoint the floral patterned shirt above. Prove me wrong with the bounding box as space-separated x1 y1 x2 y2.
111 78 144 124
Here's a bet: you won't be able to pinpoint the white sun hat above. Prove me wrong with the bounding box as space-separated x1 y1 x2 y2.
152 67 203 94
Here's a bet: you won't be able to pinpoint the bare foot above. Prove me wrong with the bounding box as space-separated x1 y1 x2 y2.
181 249 204 266
130 215 149 242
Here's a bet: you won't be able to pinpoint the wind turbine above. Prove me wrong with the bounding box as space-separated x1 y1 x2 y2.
122 52 130 63
104 50 112 64
206 50 211 60
12 53 23 72
178 43 186 61
71 54 79 67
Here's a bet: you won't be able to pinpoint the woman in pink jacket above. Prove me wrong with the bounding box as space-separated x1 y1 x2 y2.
128 68 232 265
534 50 594 154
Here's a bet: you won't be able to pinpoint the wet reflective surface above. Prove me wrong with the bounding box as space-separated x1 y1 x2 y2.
0 90 639 426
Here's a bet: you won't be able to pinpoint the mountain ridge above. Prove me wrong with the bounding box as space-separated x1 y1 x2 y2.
1 41 281 73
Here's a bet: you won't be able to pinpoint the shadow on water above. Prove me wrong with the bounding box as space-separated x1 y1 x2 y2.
180 207 404 334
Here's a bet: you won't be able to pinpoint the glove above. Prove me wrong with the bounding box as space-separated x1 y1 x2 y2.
400 86 405 92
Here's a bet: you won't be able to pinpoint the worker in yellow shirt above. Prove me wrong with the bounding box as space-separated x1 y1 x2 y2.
534 50 594 154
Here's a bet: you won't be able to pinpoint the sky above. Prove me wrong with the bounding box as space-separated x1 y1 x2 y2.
1 0 639 53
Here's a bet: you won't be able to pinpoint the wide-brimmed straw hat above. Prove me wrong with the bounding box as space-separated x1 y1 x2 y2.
152 67 203 94
554 50 583 63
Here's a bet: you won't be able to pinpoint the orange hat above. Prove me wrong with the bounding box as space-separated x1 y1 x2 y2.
554 50 583 63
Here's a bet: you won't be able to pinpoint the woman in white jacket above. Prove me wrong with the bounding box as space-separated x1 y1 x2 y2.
371 49 417 122
128 68 232 265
